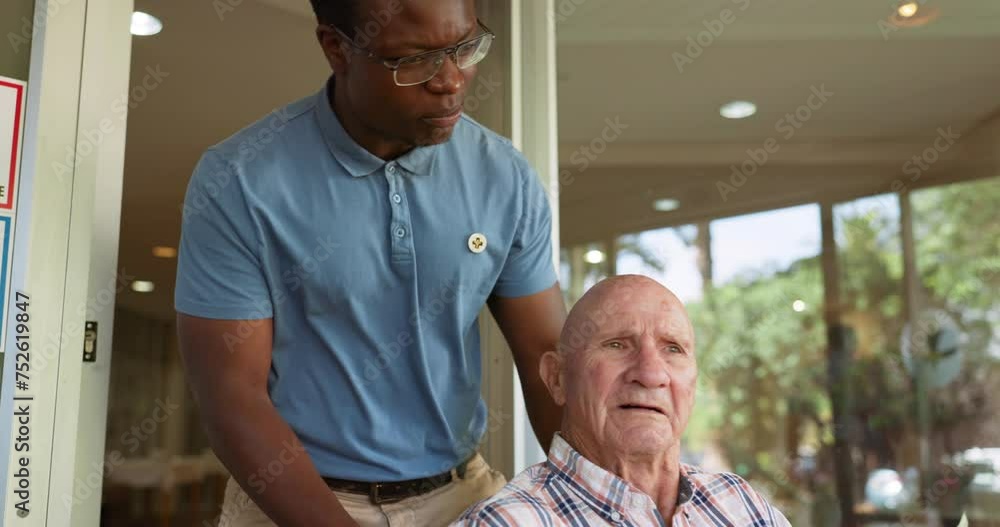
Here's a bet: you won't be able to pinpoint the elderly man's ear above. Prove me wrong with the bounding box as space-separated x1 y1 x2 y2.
539 350 567 406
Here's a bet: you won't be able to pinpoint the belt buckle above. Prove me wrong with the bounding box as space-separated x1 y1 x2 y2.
370 482 406 505
369 482 384 505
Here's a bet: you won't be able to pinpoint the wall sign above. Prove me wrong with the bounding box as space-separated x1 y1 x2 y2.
0 78 24 210
0 77 25 353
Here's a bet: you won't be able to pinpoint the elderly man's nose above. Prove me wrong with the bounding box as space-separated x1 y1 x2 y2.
629 342 671 388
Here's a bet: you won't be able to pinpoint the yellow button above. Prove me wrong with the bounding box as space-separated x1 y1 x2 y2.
468 233 487 254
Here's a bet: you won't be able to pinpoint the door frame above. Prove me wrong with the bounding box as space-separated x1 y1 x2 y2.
0 0 133 524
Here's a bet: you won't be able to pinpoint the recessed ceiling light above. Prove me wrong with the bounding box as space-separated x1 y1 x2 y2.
888 4 939 27
720 100 757 120
584 250 606 265
131 11 163 36
152 246 177 258
897 1 919 18
653 199 681 212
131 280 155 293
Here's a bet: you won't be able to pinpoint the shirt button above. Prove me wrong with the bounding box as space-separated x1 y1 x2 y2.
610 511 622 522
395 227 406 238
392 194 402 204
387 163 396 173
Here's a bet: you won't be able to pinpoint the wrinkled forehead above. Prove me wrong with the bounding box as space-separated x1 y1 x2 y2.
562 287 694 351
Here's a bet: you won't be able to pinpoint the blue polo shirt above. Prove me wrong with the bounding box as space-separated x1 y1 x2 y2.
174 78 556 481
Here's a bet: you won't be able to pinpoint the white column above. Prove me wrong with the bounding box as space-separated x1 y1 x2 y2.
511 0 559 473
474 0 518 480
475 0 559 477
61 1 133 524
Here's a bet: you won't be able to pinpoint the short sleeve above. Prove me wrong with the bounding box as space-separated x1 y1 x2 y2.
174 149 273 320
492 157 558 298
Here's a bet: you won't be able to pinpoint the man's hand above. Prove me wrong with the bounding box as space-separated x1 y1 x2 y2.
177 314 359 527
488 284 567 452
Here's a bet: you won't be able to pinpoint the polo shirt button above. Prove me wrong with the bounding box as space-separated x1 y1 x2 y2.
387 163 396 173
392 194 402 204
395 227 406 238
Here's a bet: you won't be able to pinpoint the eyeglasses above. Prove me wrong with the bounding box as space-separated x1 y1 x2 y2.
332 19 495 87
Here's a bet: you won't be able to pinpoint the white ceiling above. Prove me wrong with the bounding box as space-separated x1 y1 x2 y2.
116 0 1000 320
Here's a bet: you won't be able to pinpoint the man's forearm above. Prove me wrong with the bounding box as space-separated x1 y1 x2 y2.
519 372 562 452
203 391 357 526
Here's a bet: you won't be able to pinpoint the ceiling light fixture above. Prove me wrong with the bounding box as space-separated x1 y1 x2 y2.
720 100 757 120
584 250 606 265
653 198 681 212
131 11 163 36
888 2 939 27
131 280 156 293
152 246 177 258
897 1 919 18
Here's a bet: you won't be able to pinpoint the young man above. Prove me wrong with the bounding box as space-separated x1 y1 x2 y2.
174 1 566 525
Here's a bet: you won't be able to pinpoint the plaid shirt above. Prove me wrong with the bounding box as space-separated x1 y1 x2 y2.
454 434 791 526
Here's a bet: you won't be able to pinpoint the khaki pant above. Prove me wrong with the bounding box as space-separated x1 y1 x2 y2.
217 454 506 527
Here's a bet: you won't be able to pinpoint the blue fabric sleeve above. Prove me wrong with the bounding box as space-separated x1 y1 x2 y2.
493 157 558 298
174 149 273 320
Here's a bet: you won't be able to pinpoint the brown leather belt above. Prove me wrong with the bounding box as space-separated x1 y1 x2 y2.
323 456 474 505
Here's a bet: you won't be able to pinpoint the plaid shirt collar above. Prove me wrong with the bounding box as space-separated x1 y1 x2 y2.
547 433 693 523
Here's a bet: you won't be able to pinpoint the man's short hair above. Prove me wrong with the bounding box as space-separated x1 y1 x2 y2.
310 0 361 36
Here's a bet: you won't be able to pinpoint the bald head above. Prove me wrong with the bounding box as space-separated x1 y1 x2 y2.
559 275 693 355
539 275 698 467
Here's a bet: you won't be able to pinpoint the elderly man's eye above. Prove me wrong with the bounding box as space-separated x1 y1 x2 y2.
667 344 684 354
605 341 624 349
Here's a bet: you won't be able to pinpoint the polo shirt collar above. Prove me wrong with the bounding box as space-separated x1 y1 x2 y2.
314 76 440 178
547 433 694 518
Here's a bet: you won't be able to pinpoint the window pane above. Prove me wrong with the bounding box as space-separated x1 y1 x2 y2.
696 205 825 525
560 242 610 306
833 194 907 525
911 177 1000 523
616 226 702 302
615 206 825 524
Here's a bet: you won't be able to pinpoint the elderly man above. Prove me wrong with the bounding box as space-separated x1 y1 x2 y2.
455 275 791 526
